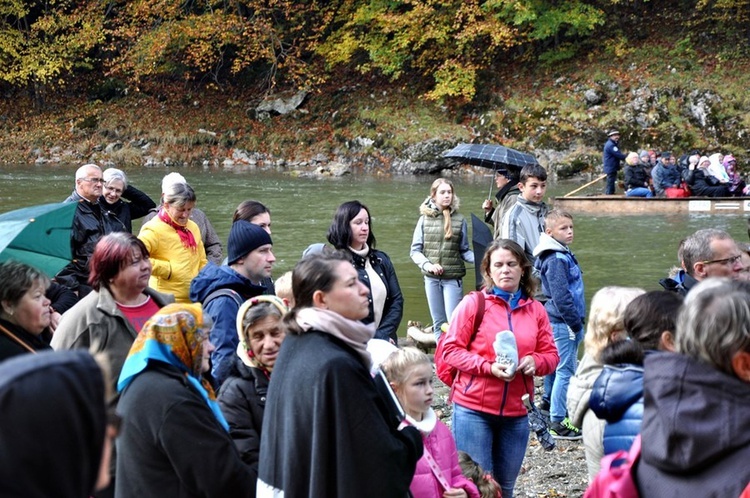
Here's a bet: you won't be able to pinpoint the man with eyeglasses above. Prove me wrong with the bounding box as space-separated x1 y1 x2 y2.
660 228 744 296
56 164 106 297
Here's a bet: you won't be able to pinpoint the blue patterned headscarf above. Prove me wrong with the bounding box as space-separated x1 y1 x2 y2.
117 303 228 431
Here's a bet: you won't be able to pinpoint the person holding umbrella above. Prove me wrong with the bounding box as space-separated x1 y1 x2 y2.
482 168 521 239
410 178 474 341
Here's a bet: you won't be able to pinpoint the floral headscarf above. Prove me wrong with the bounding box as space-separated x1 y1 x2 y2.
117 303 228 431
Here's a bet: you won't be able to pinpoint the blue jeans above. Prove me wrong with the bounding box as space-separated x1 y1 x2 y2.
452 403 529 498
626 187 653 197
543 321 583 422
424 276 463 340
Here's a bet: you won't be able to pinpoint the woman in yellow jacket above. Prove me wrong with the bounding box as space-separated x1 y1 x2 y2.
138 182 207 302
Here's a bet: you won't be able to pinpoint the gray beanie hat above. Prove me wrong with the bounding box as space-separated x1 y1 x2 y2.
228 220 272 264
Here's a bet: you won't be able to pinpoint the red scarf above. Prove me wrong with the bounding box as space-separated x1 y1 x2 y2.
158 208 197 251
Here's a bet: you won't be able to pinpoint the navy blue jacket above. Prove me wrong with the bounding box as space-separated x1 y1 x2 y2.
590 364 644 455
189 263 266 385
603 138 626 174
532 233 585 333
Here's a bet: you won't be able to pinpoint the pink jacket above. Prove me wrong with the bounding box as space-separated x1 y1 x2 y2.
443 291 558 417
409 418 480 498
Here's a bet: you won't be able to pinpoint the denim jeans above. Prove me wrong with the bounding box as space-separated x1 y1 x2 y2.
626 187 653 197
543 321 583 422
452 403 529 498
424 276 463 340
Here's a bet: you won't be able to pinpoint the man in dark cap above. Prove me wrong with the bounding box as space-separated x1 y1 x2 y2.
603 130 627 195
190 220 275 386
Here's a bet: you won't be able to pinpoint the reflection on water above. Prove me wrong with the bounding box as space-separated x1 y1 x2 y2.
2 166 748 335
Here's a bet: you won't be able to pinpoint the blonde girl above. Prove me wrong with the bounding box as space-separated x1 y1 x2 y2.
382 347 479 498
566 286 645 481
410 178 475 340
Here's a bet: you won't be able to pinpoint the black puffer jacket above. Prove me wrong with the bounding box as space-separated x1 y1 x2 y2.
100 185 156 233
624 165 650 191
217 358 270 488
349 249 403 342
686 168 730 197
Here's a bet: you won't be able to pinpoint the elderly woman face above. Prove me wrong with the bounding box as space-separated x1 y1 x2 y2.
111 247 152 296
103 179 125 205
164 200 195 226
4 280 51 335
247 314 285 369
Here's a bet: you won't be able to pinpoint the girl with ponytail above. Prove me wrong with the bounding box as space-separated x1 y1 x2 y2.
410 178 475 341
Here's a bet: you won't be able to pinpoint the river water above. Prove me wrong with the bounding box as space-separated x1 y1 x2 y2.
2 164 748 335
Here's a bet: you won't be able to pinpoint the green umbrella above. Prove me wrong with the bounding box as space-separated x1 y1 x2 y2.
0 202 78 277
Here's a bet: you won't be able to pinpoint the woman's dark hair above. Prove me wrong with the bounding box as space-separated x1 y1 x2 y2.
326 200 376 250
0 261 50 311
88 233 149 291
624 291 683 351
480 239 536 297
282 250 352 334
232 200 270 223
599 339 645 366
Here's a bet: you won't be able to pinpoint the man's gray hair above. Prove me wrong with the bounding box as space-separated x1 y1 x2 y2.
75 163 101 181
676 278 750 377
681 228 733 277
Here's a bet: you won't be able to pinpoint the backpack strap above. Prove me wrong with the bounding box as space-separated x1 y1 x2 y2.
203 288 243 309
471 291 485 333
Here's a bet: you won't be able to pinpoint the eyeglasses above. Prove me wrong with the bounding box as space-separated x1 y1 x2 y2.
700 254 742 266
82 177 104 184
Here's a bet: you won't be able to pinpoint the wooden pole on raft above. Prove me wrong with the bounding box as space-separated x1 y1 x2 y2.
563 174 607 197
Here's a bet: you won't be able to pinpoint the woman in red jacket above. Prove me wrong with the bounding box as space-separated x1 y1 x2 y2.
442 239 559 498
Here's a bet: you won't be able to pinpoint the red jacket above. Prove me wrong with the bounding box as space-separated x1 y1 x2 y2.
443 291 558 417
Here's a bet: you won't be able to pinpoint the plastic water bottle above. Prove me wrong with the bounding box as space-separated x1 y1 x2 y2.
522 394 555 451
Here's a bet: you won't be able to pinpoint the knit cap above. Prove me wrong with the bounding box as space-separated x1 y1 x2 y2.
228 220 272 264
493 330 518 376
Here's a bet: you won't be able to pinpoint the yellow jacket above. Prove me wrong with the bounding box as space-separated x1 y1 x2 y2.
138 217 207 303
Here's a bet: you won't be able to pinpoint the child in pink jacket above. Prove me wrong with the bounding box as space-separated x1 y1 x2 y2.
382 347 479 498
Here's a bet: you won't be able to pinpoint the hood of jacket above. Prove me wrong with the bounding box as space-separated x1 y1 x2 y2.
515 194 547 217
189 263 265 303
641 352 750 473
589 364 644 423
418 195 460 218
532 232 568 259
0 350 106 498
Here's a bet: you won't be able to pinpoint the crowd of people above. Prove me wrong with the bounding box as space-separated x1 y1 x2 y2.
1 161 749 498
603 130 749 198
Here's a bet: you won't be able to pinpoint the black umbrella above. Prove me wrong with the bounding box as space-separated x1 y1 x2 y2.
471 213 493 290
444 143 540 198
443 143 539 171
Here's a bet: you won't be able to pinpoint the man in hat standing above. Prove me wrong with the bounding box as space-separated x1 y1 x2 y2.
603 130 627 195
482 167 521 239
190 220 275 386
